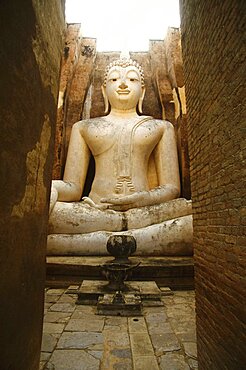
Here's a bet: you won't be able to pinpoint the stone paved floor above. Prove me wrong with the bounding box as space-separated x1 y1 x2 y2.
40 287 197 370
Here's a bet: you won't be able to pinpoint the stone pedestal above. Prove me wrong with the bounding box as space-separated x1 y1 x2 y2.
97 293 142 316
46 256 194 290
70 280 171 316
75 280 163 304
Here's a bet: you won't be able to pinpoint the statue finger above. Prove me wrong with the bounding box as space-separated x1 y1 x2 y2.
105 197 134 205
100 197 121 204
82 197 98 208
100 198 110 203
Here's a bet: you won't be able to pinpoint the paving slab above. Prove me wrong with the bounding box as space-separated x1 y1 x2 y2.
110 348 132 359
88 349 103 360
130 333 154 356
150 333 181 355
44 311 71 323
143 306 166 315
65 318 104 332
39 362 46 370
57 331 103 349
158 352 190 369
133 355 159 370
166 306 194 318
44 302 53 309
105 316 128 326
47 349 100 370
111 362 132 370
183 341 197 359
170 319 196 334
43 322 65 334
58 293 77 303
188 357 199 369
72 305 96 317
50 302 75 313
103 324 128 333
173 296 195 304
103 331 130 347
145 312 167 323
103 318 129 334
40 352 51 360
101 358 132 370
177 330 197 342
45 294 60 303
47 288 66 295
146 321 174 335
101 334 132 370
41 333 60 352
128 317 148 333
41 289 197 369
161 296 174 305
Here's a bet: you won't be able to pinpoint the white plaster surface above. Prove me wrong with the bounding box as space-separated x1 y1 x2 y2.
48 60 193 256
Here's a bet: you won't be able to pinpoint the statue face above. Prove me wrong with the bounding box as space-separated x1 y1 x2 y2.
105 66 144 110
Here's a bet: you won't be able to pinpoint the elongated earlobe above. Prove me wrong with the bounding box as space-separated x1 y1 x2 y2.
138 87 146 114
101 85 109 114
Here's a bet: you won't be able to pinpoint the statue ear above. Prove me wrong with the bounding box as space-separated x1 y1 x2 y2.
138 86 146 114
101 85 109 114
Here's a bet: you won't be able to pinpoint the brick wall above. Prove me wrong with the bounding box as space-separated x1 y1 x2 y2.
53 25 96 179
0 1 64 369
180 0 246 368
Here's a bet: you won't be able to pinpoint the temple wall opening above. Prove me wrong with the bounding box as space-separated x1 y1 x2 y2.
0 1 244 368
180 0 245 368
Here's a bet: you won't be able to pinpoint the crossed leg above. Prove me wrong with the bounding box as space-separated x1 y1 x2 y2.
48 198 193 256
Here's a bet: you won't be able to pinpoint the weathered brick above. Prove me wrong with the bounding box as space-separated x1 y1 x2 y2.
180 0 246 368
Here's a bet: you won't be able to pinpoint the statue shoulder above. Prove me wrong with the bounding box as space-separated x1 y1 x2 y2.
148 118 175 132
150 118 173 126
72 117 105 131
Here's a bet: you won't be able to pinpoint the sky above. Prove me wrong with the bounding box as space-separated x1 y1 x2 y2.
65 0 180 51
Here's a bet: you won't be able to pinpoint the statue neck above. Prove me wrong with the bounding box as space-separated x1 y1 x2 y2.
108 108 139 120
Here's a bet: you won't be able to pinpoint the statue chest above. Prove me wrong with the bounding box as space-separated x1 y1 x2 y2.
83 120 162 157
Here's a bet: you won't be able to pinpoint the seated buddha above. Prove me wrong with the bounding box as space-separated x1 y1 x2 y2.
48 56 193 256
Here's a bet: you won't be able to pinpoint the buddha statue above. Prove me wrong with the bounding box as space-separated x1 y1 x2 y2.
48 57 193 256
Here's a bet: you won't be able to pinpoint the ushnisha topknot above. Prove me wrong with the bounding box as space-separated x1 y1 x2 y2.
103 58 145 87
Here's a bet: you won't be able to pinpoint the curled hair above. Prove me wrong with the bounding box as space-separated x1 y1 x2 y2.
103 58 145 87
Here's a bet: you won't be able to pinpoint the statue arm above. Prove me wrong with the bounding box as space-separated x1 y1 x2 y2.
101 121 180 211
153 120 180 199
50 122 90 211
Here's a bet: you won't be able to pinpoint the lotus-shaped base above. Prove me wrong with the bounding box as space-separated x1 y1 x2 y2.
101 262 139 291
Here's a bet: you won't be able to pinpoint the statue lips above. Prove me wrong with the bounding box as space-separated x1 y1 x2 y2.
117 89 130 95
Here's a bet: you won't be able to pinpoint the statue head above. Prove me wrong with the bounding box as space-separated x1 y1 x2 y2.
102 57 146 114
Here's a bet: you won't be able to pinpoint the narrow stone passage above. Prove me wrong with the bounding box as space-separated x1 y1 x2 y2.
40 288 197 369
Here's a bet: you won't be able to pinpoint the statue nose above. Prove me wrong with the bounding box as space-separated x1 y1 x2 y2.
119 80 128 89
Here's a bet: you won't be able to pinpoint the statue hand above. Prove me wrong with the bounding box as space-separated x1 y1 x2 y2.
82 196 109 210
101 192 148 211
100 184 180 211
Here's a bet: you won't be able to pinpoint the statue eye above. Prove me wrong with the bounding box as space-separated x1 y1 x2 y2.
111 78 117 82
130 78 136 82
